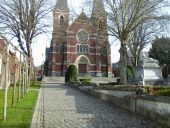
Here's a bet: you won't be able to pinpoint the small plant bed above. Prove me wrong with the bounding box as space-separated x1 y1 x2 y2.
69 82 94 87
140 85 170 96
96 85 139 92
96 84 170 97
0 82 40 128
79 78 92 85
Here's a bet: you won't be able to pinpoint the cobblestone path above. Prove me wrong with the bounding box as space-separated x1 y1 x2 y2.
31 83 164 128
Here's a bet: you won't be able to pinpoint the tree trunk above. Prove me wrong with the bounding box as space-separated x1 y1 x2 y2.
21 62 25 98
3 43 9 121
24 63 27 94
18 52 22 102
27 42 33 88
12 57 16 107
32 66 36 86
28 64 31 88
119 43 128 85
26 62 29 93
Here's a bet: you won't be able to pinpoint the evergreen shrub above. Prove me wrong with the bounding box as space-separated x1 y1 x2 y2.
65 65 78 83
79 78 91 85
127 65 136 80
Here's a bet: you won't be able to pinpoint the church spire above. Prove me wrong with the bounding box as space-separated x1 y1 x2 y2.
55 0 69 11
91 0 106 19
91 0 107 30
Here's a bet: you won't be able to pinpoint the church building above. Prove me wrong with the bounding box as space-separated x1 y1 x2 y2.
44 0 112 77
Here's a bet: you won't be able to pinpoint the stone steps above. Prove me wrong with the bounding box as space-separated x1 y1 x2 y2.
42 77 65 83
43 77 118 84
91 77 117 84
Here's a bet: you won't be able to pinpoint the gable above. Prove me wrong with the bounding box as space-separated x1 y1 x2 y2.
67 19 96 35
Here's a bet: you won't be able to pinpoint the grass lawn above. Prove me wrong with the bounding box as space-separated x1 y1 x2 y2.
0 82 41 128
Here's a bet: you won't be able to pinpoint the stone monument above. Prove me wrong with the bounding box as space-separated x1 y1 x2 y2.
135 52 163 85
164 75 170 86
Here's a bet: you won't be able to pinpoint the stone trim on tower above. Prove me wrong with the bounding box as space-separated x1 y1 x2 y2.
55 0 69 11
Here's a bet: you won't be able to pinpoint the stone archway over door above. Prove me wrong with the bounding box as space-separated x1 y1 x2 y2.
75 55 90 76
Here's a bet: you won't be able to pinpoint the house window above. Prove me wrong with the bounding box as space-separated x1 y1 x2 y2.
60 15 64 25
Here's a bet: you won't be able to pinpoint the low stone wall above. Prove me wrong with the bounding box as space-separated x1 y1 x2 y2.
93 90 136 112
71 85 170 128
137 95 170 127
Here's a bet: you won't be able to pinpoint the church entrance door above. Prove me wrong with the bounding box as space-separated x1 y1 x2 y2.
78 64 87 73
75 55 90 76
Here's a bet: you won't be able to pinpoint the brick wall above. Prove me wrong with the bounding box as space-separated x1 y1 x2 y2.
47 10 112 77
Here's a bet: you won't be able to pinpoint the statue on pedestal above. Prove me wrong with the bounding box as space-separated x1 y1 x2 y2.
136 52 163 85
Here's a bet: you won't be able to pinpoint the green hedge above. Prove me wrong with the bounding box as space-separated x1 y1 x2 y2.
97 85 138 91
140 86 170 96
37 76 43 81
79 78 92 85
97 85 170 96
154 89 170 96
65 65 78 83
127 65 136 80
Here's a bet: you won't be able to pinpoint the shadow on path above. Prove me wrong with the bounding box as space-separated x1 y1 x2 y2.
40 83 164 128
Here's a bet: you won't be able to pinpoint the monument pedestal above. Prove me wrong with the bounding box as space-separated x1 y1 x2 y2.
164 75 170 86
136 53 163 85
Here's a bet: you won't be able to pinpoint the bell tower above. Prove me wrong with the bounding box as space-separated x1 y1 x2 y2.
91 0 107 44
53 0 69 35
91 0 107 25
91 0 112 77
49 0 69 76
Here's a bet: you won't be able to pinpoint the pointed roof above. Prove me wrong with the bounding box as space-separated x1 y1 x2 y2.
91 0 106 18
55 0 69 11
77 11 89 20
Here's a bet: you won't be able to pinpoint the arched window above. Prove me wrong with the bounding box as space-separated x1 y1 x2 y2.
83 45 86 52
98 20 103 29
80 45 83 52
85 45 88 53
100 48 103 54
59 44 64 54
77 44 89 53
60 15 64 25
77 45 80 52
100 48 106 55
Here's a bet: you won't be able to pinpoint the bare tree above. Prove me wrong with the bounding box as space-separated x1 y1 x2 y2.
0 0 53 58
127 20 164 67
107 0 170 84
82 0 169 84
88 0 169 84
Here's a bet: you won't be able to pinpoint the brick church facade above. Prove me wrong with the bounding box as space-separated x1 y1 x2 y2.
44 0 112 77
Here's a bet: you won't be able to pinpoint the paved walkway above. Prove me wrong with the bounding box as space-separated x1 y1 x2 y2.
30 83 163 128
